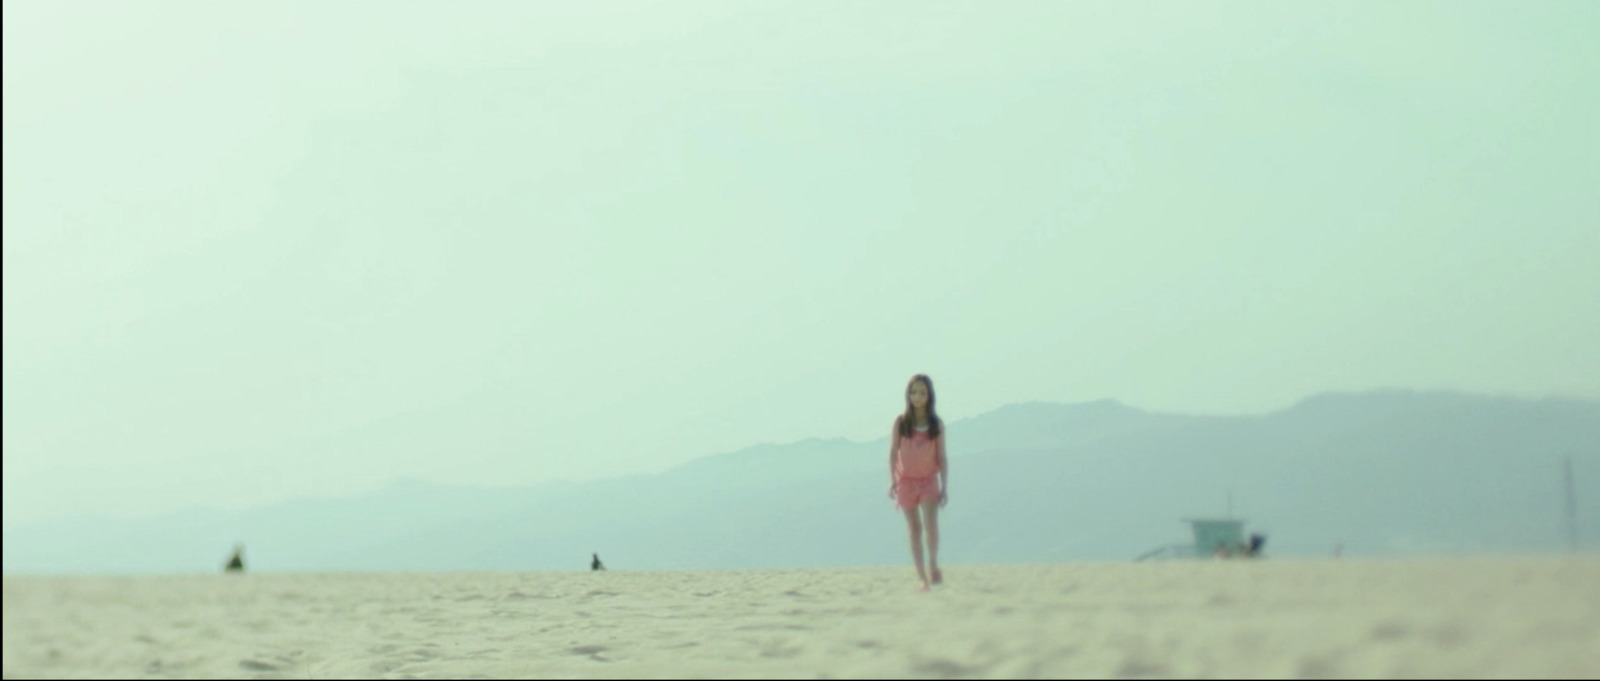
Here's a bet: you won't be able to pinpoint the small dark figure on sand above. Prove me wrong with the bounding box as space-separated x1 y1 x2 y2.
224 544 245 574
591 553 605 571
1218 534 1268 559
1248 533 1266 556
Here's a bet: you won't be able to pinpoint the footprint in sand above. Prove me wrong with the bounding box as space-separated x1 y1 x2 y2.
238 659 280 672
913 658 979 678
570 644 613 662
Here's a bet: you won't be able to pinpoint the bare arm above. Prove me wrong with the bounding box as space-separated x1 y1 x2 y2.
888 417 901 492
937 427 949 505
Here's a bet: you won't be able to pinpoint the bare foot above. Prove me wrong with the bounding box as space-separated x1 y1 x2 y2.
917 580 931 592
931 568 942 585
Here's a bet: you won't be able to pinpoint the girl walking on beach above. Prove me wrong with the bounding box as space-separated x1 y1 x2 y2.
889 374 948 591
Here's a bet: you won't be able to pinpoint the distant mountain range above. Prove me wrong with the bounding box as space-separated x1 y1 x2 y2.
5 390 1597 575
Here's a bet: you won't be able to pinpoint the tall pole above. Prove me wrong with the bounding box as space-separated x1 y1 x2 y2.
1564 457 1578 554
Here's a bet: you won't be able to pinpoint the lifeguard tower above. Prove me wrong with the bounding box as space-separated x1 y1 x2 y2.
1135 518 1263 561
1186 518 1244 556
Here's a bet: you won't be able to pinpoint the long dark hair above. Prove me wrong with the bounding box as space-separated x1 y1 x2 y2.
897 374 942 438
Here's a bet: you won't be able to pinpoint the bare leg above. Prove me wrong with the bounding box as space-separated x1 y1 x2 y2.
902 505 929 589
920 499 941 583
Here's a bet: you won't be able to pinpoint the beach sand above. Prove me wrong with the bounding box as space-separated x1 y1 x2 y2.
5 556 1598 679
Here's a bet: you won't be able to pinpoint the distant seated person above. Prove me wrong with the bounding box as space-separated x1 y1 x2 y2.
1217 534 1267 560
223 544 245 574
1247 533 1266 557
591 553 605 571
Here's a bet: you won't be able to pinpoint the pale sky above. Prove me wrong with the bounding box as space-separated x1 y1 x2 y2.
4 1 1597 529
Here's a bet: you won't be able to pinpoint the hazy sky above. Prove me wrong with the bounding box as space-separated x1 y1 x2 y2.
4 1 1597 529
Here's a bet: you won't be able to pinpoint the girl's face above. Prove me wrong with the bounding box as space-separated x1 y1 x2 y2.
908 380 930 410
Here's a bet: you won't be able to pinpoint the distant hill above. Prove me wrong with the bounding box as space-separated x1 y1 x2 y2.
5 390 1597 574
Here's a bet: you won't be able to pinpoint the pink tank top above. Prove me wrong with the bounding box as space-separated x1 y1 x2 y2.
896 429 942 479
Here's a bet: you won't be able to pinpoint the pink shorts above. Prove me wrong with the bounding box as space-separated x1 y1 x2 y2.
895 475 941 510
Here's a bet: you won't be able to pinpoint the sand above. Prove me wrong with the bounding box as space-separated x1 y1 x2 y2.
5 556 1598 679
